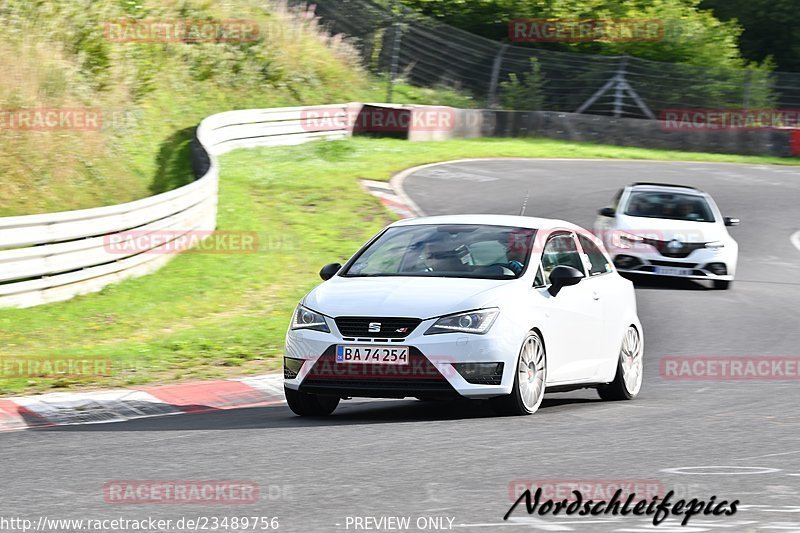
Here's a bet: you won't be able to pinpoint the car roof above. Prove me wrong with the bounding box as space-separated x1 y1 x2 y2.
628 182 707 196
389 214 582 232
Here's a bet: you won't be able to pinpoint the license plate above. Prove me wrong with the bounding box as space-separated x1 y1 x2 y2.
336 345 409 365
654 266 693 276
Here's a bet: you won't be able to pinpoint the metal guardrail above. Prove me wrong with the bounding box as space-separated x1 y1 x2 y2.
0 104 352 308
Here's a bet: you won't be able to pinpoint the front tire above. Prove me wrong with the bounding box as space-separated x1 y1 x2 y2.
598 325 643 401
490 332 546 416
713 280 731 290
285 386 339 416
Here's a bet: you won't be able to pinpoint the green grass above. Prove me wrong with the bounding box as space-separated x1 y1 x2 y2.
1 135 798 396
0 0 477 217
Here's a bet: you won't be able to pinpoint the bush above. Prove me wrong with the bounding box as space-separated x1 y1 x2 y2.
499 57 545 110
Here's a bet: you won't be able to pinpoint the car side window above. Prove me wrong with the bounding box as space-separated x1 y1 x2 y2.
578 234 612 276
540 233 585 284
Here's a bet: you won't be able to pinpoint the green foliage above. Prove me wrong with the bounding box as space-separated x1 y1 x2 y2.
499 57 545 110
71 26 113 89
398 0 757 69
701 0 800 72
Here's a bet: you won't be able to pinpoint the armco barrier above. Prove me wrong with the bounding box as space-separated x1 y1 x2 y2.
0 104 353 308
1 102 795 308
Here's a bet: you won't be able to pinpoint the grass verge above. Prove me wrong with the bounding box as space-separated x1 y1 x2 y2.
0 136 798 395
0 0 476 217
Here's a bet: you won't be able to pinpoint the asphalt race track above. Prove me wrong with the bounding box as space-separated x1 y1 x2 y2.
2 160 800 532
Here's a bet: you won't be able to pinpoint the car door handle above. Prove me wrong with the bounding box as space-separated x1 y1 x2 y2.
592 291 600 300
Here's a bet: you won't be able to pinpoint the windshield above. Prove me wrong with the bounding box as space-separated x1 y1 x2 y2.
342 224 537 279
624 191 716 222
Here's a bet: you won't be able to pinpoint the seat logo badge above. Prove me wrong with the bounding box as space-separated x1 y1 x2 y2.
667 239 683 251
396 327 408 333
368 322 381 332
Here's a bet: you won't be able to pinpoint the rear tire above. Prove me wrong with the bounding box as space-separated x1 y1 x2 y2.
598 326 643 401
713 280 731 290
284 386 339 416
490 332 546 416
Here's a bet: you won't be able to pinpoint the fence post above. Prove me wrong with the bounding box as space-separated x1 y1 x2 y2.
613 55 629 117
386 2 404 104
577 54 653 119
486 44 510 109
742 70 752 110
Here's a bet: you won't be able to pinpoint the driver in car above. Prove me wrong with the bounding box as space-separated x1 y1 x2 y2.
421 239 467 272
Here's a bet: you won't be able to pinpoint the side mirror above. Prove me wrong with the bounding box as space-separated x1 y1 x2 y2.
319 263 342 281
724 217 740 227
547 266 585 297
598 207 616 218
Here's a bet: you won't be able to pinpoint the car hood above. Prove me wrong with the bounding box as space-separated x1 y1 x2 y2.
616 214 726 243
304 276 518 318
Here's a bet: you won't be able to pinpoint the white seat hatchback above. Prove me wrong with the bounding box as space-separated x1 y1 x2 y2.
284 215 644 416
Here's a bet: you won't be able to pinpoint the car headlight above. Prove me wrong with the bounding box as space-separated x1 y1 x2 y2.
424 308 499 335
611 231 645 250
705 241 725 249
291 304 330 332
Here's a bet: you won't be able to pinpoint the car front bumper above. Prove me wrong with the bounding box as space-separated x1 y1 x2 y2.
283 315 522 399
610 247 736 281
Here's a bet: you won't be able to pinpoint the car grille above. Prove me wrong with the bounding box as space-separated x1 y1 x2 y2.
643 238 706 259
300 347 456 398
301 379 455 396
334 317 422 338
649 260 699 268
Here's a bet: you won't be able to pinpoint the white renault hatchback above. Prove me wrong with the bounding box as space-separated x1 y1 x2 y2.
594 183 740 289
284 215 643 417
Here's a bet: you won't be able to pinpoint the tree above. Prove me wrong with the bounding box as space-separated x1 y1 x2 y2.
398 0 753 69
701 0 800 72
